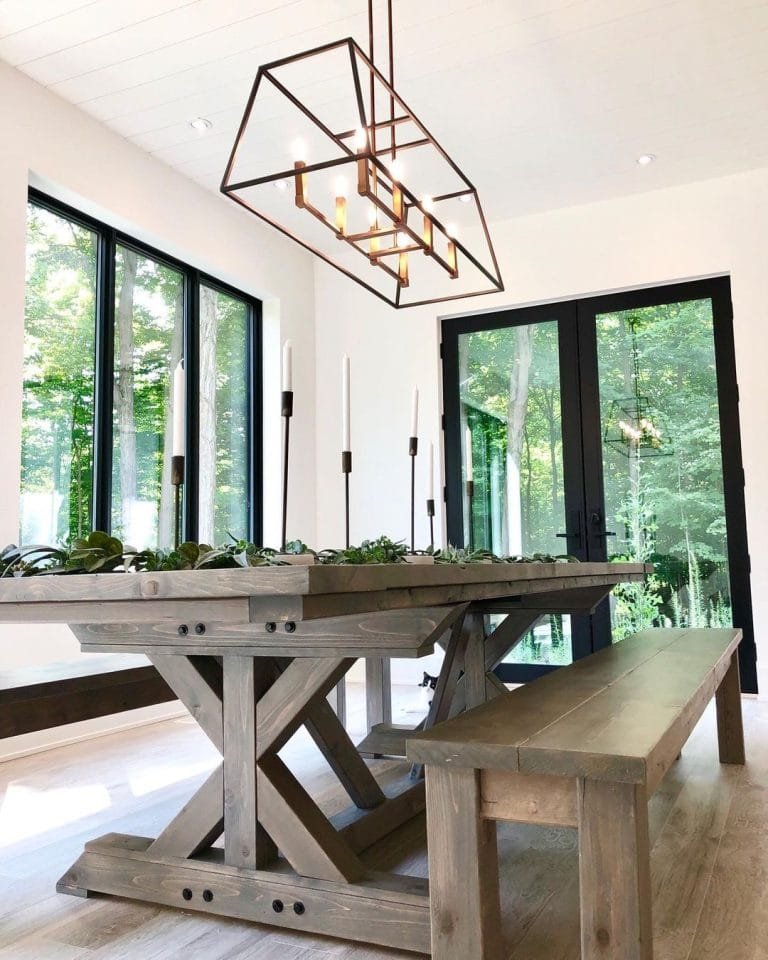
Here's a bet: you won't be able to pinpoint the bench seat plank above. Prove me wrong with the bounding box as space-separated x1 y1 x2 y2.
407 629 741 783
519 629 739 784
407 628 691 769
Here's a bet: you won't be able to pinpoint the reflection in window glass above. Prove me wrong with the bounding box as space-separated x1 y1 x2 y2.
198 285 249 545
458 320 572 667
21 204 97 543
111 246 184 549
459 320 566 557
597 300 732 640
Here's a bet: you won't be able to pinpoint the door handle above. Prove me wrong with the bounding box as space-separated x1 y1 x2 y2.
556 510 584 549
594 530 616 539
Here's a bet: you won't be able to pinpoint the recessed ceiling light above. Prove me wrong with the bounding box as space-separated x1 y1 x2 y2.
459 194 472 203
274 179 289 191
189 117 213 133
637 153 656 166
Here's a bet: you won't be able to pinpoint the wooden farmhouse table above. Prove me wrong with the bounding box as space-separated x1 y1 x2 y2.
0 560 648 953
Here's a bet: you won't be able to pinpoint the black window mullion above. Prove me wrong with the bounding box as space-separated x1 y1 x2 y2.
246 300 263 545
92 225 116 535
183 271 200 543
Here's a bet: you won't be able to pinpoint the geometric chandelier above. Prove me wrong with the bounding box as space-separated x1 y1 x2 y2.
221 1 504 309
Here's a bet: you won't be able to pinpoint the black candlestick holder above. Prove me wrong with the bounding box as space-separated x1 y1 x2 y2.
342 450 352 549
409 436 418 554
426 498 435 551
281 390 294 552
171 454 184 550
466 479 474 552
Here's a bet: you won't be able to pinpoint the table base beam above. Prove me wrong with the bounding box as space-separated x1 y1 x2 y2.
58 834 431 955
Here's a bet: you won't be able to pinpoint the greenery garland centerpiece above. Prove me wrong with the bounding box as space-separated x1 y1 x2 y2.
0 532 578 578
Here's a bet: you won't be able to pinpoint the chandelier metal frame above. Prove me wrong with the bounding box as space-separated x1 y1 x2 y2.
220 2 503 309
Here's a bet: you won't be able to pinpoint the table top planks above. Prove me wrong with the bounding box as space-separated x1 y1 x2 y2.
0 561 649 624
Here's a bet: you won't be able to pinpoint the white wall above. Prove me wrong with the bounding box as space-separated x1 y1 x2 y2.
0 61 317 756
315 166 768 692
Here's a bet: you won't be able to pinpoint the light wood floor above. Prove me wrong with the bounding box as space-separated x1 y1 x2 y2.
0 684 766 959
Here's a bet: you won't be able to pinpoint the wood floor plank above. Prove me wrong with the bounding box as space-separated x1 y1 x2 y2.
0 687 765 960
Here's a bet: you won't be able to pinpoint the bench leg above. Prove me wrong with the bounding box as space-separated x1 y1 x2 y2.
425 765 502 960
578 779 653 960
715 650 745 765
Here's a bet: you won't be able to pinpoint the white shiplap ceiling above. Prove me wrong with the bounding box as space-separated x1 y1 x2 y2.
2 0 768 221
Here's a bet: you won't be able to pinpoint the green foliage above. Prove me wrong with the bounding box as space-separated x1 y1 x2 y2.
0 533 582 577
426 544 576 564
318 536 409 565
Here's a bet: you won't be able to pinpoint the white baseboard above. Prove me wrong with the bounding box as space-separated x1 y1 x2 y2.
0 701 187 764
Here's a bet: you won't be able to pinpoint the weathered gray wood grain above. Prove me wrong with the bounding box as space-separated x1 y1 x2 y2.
58 833 430 953
578 778 653 960
715 650 746 765
425 765 502 960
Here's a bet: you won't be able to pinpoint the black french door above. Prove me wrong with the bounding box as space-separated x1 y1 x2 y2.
442 278 756 692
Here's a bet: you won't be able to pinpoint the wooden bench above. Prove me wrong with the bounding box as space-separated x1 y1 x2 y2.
0 654 176 739
407 628 745 960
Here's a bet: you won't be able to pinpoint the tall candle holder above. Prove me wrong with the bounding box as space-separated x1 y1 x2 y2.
281 390 294 551
466 479 475 552
171 455 184 550
409 436 418 553
342 450 352 548
426 497 435 551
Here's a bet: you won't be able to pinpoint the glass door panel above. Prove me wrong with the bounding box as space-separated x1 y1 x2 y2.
595 299 733 640
457 319 573 669
112 245 184 550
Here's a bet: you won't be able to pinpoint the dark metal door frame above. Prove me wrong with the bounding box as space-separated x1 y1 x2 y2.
441 277 757 692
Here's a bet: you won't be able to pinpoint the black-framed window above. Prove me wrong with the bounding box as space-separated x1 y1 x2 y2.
21 189 262 549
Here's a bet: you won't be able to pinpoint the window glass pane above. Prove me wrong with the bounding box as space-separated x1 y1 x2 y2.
198 285 249 545
21 203 97 544
458 321 566 556
597 300 732 640
112 246 184 549
458 320 572 667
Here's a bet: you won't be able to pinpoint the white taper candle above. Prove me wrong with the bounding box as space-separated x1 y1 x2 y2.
282 339 293 392
172 361 185 458
342 354 351 451
465 426 473 480
410 387 419 438
428 441 434 499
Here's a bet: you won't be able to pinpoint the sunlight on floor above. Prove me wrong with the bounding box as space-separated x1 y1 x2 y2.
0 782 111 846
128 759 217 798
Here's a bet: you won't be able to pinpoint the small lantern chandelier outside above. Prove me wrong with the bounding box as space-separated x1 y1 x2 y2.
220 0 503 309
603 317 673 459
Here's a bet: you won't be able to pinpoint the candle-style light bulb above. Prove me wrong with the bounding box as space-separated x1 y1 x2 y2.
446 223 459 278
282 340 293 392
172 360 185 458
342 354 351 451
334 175 349 234
390 158 405 181
368 204 380 257
421 194 434 251
293 138 308 208
398 251 409 286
